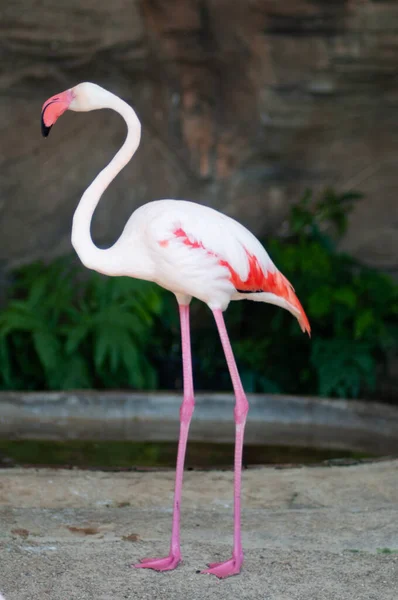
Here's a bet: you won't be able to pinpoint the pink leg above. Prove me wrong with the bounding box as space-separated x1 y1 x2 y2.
201 308 249 578
134 303 194 572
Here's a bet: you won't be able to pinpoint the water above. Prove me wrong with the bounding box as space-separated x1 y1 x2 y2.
0 440 372 470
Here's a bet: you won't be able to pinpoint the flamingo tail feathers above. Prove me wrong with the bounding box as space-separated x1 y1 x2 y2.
275 272 311 336
224 251 310 336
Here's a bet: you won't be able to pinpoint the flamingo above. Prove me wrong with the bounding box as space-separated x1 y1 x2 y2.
40 82 310 579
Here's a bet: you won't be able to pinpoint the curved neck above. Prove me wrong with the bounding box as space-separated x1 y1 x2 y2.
71 92 141 274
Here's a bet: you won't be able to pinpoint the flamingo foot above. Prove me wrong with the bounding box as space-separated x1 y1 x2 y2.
133 553 182 572
201 555 243 579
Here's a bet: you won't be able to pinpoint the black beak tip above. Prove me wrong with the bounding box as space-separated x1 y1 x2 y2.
41 114 52 138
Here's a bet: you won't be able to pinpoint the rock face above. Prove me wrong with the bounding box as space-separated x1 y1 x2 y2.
1 0 398 274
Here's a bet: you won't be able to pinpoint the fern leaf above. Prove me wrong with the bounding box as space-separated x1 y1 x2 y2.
32 331 61 373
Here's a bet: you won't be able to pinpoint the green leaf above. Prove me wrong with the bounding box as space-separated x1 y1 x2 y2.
56 355 92 390
64 322 91 354
32 330 61 373
334 287 357 310
354 309 375 339
308 287 332 319
310 339 376 398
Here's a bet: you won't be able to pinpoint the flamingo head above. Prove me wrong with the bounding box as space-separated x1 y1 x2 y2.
41 89 74 137
41 82 107 137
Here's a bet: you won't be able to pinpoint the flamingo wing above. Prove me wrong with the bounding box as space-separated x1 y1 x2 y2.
139 200 310 334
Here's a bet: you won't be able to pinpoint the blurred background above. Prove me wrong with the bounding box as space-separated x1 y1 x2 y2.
0 0 398 468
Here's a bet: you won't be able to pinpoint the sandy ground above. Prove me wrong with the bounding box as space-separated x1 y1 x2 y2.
0 461 397 600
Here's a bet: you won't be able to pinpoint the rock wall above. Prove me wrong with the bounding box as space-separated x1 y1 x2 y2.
1 0 398 274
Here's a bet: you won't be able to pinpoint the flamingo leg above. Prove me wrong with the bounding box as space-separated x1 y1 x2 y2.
134 303 194 572
201 308 249 578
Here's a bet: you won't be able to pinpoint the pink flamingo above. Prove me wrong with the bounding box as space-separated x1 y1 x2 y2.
41 82 310 578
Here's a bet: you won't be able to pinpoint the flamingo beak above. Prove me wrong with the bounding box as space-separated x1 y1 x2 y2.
41 90 72 137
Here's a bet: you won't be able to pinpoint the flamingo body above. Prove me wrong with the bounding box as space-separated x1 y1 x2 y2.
101 198 310 331
41 82 310 579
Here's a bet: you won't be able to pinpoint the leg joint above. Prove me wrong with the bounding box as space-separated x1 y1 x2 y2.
234 399 249 425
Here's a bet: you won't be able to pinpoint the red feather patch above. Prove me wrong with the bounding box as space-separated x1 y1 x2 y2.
159 227 310 334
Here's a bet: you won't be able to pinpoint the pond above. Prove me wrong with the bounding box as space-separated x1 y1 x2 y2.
1 392 397 469
0 439 373 470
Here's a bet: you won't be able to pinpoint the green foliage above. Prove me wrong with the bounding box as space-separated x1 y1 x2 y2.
0 258 163 390
264 188 398 398
0 187 397 399
310 339 376 399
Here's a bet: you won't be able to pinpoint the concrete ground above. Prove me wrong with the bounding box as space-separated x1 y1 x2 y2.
0 460 397 600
